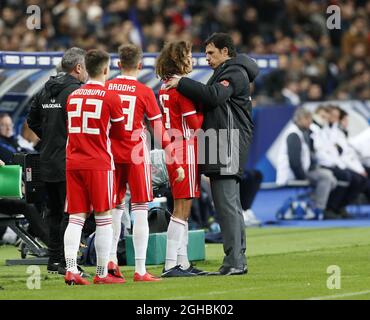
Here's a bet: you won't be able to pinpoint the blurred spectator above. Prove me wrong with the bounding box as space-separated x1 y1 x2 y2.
331 107 368 202
282 76 301 106
337 109 368 178
341 14 369 57
0 113 23 164
349 128 370 170
310 105 367 217
307 83 323 101
17 120 40 152
349 128 370 201
276 108 337 219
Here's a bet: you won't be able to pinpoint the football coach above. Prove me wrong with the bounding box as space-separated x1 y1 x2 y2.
166 33 259 275
27 48 88 275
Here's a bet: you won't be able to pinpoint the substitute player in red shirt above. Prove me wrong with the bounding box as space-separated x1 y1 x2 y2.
64 49 126 285
106 44 184 281
156 40 207 277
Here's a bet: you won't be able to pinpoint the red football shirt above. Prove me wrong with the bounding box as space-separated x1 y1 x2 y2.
106 75 162 163
158 85 202 140
66 81 125 171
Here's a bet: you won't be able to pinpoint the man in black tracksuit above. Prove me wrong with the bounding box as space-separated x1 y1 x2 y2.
27 47 88 274
166 33 259 275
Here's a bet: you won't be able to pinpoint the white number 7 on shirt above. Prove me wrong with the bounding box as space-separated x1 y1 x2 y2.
68 98 102 135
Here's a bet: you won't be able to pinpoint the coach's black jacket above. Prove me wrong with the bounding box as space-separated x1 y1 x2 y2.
177 54 259 179
27 73 83 182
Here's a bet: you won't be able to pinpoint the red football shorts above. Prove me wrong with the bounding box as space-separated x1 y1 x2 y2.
66 170 116 214
168 143 200 199
115 161 153 204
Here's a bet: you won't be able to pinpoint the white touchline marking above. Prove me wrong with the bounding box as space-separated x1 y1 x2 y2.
306 290 370 300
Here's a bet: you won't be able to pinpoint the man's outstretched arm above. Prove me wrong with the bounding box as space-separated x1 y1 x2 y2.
176 77 234 109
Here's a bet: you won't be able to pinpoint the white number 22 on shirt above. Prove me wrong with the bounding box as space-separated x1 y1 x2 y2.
68 98 102 135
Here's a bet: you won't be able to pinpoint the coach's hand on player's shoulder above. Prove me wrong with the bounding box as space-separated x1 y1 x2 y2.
175 166 185 182
165 76 181 90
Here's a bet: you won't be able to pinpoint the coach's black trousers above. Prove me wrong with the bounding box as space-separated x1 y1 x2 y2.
209 177 246 270
45 181 68 265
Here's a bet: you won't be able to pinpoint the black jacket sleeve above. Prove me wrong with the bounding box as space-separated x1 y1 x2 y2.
176 70 240 109
287 133 306 180
27 90 43 139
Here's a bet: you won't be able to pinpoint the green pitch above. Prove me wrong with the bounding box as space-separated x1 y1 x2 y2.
1 227 370 300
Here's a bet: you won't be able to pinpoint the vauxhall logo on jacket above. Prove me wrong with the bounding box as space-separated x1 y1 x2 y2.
42 98 62 109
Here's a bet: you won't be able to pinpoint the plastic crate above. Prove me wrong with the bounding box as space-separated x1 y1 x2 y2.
125 229 205 266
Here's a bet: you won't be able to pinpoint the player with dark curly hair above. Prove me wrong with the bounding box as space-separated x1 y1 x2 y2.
156 41 207 277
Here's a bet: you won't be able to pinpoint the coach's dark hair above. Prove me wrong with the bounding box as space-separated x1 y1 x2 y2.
155 40 192 80
61 47 86 72
205 33 236 58
118 44 142 70
85 49 110 78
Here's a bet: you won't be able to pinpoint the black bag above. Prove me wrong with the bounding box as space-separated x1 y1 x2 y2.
148 207 171 233
81 223 127 266
81 206 172 266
